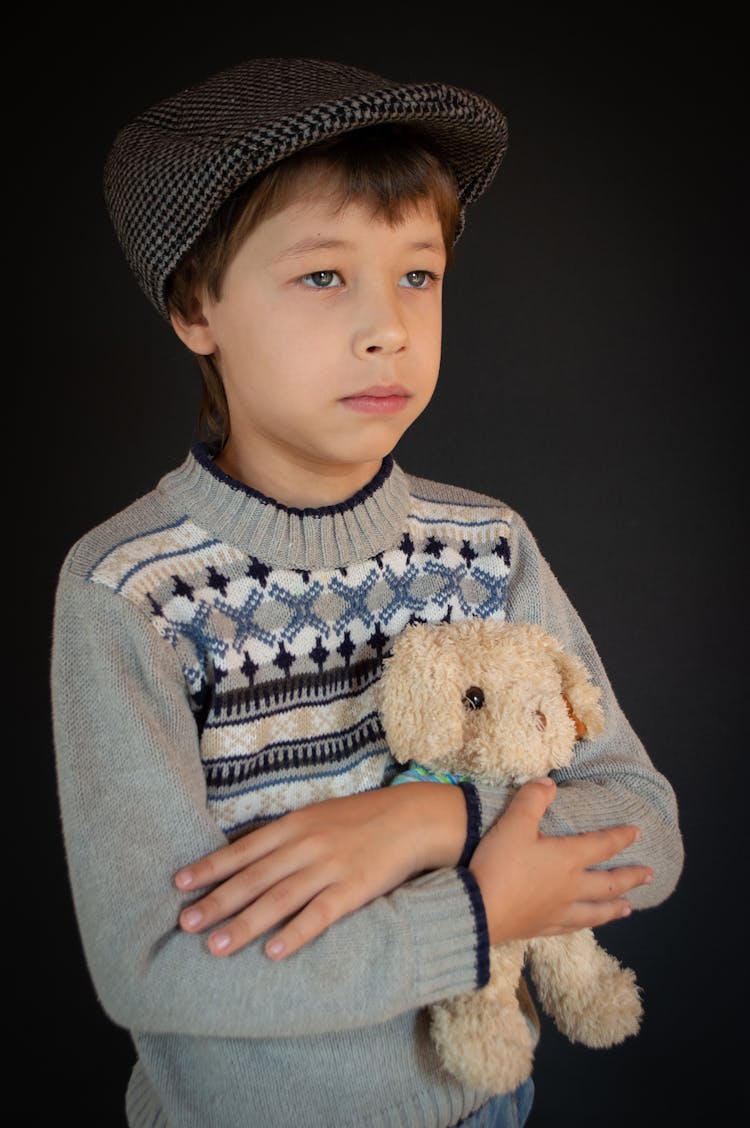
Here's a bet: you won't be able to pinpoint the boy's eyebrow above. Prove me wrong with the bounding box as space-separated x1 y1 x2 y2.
273 237 350 262
273 236 445 262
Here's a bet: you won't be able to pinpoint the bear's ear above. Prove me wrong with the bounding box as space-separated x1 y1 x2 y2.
551 647 605 740
378 624 466 765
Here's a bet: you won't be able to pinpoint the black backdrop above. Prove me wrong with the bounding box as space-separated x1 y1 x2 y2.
21 14 744 1127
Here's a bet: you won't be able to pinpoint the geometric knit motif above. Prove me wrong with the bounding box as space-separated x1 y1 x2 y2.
88 491 511 837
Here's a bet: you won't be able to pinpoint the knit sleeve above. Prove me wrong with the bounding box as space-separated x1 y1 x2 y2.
469 511 684 910
51 563 487 1040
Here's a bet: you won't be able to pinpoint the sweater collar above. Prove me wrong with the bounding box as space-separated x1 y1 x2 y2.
156 444 412 570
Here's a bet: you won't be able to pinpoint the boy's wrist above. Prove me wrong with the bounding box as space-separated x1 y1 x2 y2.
392 780 472 871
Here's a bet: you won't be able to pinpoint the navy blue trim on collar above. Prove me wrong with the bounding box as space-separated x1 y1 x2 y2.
191 443 394 519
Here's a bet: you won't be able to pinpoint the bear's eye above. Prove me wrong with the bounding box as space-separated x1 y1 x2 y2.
463 686 485 711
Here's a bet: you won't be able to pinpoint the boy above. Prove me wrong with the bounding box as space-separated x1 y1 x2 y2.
51 57 683 1127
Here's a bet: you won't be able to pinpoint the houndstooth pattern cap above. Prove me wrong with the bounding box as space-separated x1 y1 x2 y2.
103 57 509 319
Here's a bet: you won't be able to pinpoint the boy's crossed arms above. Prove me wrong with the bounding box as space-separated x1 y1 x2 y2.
174 778 651 959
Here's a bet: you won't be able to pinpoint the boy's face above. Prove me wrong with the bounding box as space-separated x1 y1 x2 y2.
180 181 446 507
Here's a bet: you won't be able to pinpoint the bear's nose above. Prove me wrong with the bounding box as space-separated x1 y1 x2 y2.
463 686 485 710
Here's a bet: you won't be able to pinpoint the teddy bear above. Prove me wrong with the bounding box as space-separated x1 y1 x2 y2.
378 617 643 1095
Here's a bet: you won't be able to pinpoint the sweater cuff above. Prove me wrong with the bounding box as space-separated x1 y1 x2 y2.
456 867 490 988
406 867 491 1001
457 781 482 867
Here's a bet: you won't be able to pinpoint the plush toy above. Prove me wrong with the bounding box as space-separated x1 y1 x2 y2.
378 617 642 1095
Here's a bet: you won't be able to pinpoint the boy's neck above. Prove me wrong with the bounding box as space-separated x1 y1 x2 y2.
214 443 385 510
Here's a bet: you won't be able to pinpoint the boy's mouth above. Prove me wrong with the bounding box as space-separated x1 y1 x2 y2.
340 385 411 414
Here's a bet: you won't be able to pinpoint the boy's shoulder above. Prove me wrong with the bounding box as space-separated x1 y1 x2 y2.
59 463 187 583
404 470 518 523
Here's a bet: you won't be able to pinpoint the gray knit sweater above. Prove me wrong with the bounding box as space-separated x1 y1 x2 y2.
51 447 683 1127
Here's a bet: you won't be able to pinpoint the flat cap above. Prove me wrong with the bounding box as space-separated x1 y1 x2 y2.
103 57 509 319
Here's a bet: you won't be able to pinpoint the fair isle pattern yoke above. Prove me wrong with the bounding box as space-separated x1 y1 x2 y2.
88 479 512 839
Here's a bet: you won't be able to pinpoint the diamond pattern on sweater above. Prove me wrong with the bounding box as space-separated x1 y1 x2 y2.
89 494 513 835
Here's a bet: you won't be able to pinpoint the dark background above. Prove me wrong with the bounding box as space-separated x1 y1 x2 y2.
21 13 744 1127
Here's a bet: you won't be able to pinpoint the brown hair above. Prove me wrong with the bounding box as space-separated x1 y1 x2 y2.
166 125 461 449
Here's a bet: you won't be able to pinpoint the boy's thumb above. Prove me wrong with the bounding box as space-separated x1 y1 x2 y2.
509 776 557 826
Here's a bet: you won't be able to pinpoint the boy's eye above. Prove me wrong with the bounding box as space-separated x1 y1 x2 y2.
399 270 434 289
301 270 341 288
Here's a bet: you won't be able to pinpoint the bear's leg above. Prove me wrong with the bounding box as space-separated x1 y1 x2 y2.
430 942 534 1095
527 929 642 1047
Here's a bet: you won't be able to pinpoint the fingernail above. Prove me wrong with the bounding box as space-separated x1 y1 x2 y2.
209 931 231 953
182 908 203 929
620 902 632 917
643 871 654 884
266 938 285 959
632 828 642 841
175 869 194 889
536 776 555 787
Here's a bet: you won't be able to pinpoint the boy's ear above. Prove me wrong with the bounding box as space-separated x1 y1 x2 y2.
169 295 216 356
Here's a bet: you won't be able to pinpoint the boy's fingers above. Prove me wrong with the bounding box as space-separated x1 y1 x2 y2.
265 871 389 960
203 866 329 956
179 870 266 932
178 841 317 932
505 783 641 865
174 801 351 890
551 897 635 934
206 867 371 958
265 888 349 960
174 827 275 890
580 865 653 901
574 824 642 866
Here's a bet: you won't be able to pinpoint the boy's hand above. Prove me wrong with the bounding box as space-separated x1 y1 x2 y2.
469 777 653 944
174 783 466 959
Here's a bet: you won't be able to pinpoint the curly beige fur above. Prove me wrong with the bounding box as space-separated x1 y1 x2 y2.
379 619 642 1095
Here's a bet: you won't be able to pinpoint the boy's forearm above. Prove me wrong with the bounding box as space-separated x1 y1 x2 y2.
52 573 488 1039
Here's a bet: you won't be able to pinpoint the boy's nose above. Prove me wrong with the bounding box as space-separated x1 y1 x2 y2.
351 288 408 358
